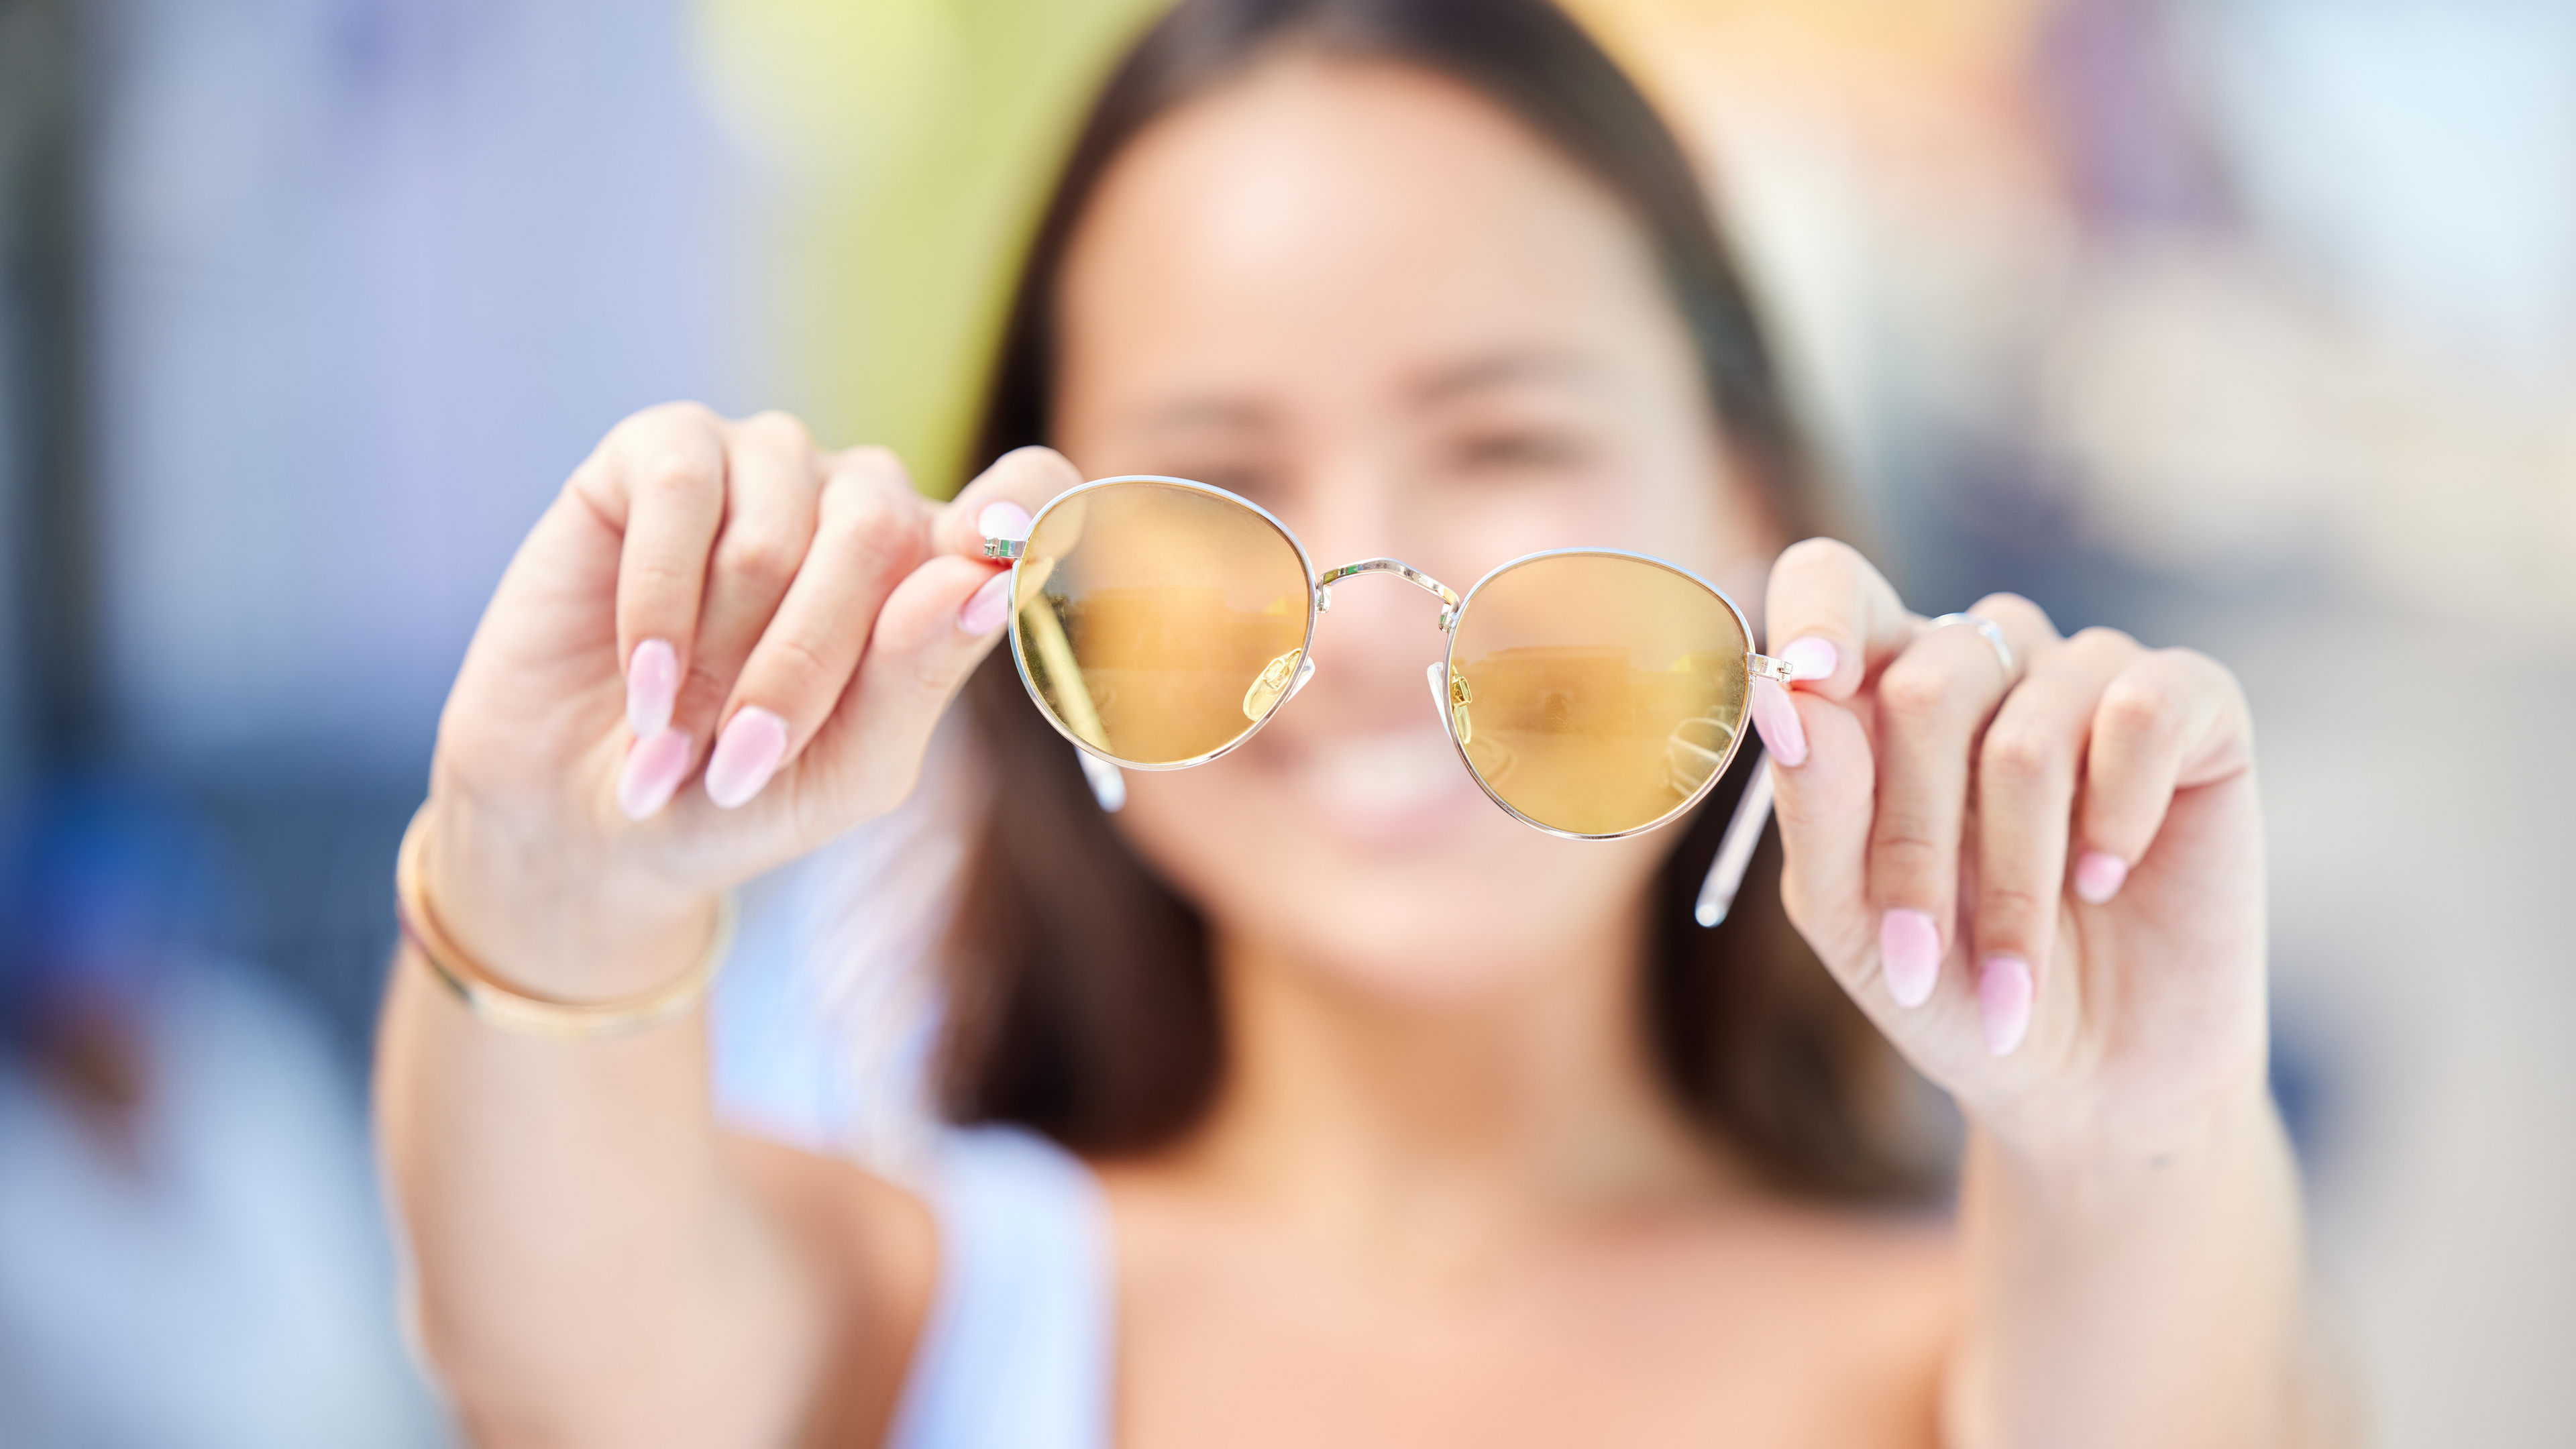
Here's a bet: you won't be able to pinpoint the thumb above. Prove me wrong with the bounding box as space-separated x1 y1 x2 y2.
935 445 1084 559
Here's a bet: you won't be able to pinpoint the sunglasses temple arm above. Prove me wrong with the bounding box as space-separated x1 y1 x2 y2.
1694 747 1776 928
1077 748 1127 812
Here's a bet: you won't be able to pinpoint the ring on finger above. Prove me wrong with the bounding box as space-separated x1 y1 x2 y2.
1927 612 2015 682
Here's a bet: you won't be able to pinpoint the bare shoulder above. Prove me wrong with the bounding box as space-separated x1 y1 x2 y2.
1547 1193 1960 1446
1729 1194 1960 1317
1670 1195 1960 1432
1729 1193 1959 1287
722 1131 939 1448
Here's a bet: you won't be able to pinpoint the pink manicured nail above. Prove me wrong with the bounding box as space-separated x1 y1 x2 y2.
627 639 678 739
1980 953 2034 1056
959 570 1013 634
977 500 1031 543
2074 850 2129 904
1779 636 1839 688
616 728 693 820
1879 908 1941 1008
1748 676 1807 767
704 707 788 810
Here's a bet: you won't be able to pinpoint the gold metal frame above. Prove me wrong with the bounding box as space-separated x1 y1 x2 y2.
1437 547 1766 841
1004 476 1320 773
993 476 1792 841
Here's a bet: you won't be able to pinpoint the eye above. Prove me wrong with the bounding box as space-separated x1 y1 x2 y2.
1446 428 1591 476
1161 462 1277 502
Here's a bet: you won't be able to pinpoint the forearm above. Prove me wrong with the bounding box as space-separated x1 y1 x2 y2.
1947 1089 2341 1448
374 943 821 1446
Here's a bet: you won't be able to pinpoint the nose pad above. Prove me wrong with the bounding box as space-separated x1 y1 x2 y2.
1240 647 1306 721
1287 655 1316 703
1425 661 1447 732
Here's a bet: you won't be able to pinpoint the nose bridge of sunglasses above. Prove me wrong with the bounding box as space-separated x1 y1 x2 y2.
1314 557 1462 629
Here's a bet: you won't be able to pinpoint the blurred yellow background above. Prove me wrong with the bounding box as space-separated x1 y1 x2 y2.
692 0 1166 492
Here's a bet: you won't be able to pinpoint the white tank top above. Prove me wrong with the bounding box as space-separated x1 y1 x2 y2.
884 1127 1114 1449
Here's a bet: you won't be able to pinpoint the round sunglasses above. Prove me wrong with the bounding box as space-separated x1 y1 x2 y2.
983 476 1796 924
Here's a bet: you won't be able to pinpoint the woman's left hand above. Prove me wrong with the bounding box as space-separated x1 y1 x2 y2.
1754 538 2267 1163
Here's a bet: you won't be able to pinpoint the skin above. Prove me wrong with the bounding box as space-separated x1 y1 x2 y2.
378 53 2338 1449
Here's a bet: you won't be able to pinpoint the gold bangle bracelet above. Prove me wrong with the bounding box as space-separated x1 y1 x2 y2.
392 804 738 1037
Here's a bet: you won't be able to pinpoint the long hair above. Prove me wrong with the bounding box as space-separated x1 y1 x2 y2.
937 0 1932 1199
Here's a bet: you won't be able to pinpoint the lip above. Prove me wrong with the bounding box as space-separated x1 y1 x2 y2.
1271 726 1487 850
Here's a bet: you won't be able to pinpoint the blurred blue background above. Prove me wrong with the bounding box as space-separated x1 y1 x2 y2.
1 0 2571 1443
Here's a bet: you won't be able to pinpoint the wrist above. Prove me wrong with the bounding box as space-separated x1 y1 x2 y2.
416 789 718 1002
1974 1075 2286 1212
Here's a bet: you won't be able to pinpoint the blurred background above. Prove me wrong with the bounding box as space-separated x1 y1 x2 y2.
1 0 2569 1443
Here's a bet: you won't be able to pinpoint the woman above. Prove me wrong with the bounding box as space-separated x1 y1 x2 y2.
377 1 2338 1444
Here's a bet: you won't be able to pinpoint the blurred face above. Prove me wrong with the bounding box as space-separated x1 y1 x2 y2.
1051 53 1777 998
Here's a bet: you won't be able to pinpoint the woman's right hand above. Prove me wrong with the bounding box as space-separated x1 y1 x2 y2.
422 403 1078 998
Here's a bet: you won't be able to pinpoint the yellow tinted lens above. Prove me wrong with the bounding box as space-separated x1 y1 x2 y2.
1445 553 1750 835
1011 481 1311 765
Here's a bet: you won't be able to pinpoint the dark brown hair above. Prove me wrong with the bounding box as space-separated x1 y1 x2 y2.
940 0 1931 1199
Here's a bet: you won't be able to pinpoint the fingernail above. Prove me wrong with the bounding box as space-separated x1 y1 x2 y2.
704 707 788 810
1980 953 2034 1056
977 500 1031 543
616 728 692 820
1748 676 1808 767
959 570 1013 634
2074 850 2129 905
1879 908 1941 1008
627 639 678 738
1779 636 1839 688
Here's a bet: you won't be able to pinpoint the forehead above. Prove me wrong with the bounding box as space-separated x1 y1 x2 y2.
1054 53 1677 417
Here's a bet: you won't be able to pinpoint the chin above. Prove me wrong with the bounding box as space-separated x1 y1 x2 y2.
1116 726 1670 1004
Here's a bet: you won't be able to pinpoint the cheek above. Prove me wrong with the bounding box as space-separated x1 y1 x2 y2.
1110 757 1672 998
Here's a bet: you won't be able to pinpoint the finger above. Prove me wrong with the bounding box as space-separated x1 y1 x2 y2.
703 453 931 810
1865 595 2057 1011
1769 681 1985 1057
670 412 826 760
1768 689 1884 981
571 402 726 739
1971 626 2141 1054
2076 647 2253 902
789 553 1015 821
1759 537 1916 703
933 445 1085 561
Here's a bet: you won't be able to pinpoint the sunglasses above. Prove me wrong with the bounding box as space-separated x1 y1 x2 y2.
983 476 1796 925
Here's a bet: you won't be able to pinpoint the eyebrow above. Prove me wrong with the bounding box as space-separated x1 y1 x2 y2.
1134 396 1275 434
1126 347 1599 434
1408 347 1597 405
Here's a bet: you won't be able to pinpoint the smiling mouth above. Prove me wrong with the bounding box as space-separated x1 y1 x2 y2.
1297 727 1478 835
